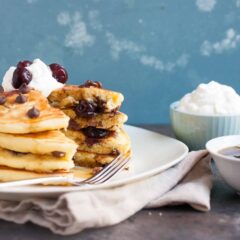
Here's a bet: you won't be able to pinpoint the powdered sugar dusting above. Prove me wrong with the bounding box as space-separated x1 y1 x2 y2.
57 11 71 26
88 10 103 31
196 0 216 12
57 10 189 72
57 11 95 54
200 28 240 56
106 31 189 72
140 54 189 72
106 32 144 60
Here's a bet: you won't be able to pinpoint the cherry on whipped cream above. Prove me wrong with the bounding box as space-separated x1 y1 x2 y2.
49 63 68 84
17 60 32 69
12 67 32 89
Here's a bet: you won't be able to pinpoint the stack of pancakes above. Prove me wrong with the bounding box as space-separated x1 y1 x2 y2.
48 81 131 168
0 87 77 182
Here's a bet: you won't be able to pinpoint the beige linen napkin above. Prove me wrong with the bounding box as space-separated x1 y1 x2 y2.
0 150 212 235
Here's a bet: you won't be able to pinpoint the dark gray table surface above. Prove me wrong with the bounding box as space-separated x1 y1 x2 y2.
0 125 239 240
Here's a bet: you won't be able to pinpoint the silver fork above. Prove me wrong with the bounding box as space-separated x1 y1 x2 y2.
0 151 131 188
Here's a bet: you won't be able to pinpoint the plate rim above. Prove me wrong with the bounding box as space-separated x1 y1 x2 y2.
0 125 189 195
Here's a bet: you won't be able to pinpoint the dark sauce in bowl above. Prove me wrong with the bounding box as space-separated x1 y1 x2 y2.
219 146 240 158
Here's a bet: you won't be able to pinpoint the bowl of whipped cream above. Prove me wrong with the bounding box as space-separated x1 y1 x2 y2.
170 81 240 150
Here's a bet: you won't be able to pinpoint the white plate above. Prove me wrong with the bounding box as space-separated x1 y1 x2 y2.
0 125 188 200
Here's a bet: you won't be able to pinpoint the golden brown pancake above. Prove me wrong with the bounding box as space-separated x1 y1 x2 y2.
64 109 128 130
0 147 74 173
65 128 131 155
0 166 72 183
48 84 124 111
0 130 77 159
0 90 69 133
73 150 116 167
47 82 131 170
73 150 132 168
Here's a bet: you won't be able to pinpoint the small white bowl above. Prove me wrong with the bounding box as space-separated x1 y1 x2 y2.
170 101 240 150
206 135 240 193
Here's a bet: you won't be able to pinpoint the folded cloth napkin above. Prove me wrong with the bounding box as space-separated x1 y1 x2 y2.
0 150 212 235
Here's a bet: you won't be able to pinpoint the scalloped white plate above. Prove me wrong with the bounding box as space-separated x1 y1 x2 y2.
0 125 188 200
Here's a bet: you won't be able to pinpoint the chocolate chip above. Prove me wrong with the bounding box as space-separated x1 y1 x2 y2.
0 96 6 105
27 106 40 118
15 94 27 104
52 151 66 158
19 83 31 94
0 86 4 93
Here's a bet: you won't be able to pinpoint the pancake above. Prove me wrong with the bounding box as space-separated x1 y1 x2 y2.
64 109 128 130
48 84 124 112
0 130 77 159
74 150 132 168
0 166 72 183
0 147 74 173
73 151 116 167
0 89 69 133
65 128 131 155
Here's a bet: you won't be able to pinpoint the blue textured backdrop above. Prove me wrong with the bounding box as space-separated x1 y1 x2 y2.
0 0 240 123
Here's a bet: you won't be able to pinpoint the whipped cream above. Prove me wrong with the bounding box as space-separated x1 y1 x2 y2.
2 58 63 97
177 81 240 115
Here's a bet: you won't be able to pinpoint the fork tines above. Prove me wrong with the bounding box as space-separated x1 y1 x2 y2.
83 151 131 185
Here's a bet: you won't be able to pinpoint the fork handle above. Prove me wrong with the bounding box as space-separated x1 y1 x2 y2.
0 176 71 188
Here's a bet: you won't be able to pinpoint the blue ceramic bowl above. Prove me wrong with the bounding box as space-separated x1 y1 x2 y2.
170 101 240 150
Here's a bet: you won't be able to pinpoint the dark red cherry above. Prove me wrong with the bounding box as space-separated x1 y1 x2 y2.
82 127 109 138
83 127 110 138
74 100 97 117
49 63 68 84
17 60 32 69
79 80 102 88
12 68 32 89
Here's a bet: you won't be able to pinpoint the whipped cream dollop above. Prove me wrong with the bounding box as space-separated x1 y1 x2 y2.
2 58 64 97
177 81 240 115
